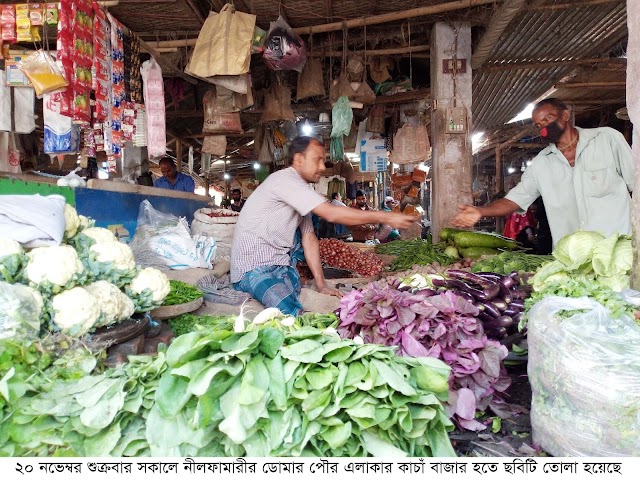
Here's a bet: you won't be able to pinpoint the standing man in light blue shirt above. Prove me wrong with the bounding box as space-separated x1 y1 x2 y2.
452 98 633 246
153 158 195 192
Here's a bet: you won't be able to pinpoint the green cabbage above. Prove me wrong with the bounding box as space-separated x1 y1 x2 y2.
552 230 604 270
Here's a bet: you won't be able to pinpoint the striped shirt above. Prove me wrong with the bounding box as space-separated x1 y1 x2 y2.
231 167 327 283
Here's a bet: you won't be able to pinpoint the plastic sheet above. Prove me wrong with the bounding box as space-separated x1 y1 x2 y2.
0 281 41 340
528 295 640 456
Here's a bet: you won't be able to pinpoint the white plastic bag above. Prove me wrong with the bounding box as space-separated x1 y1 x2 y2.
129 200 216 270
0 281 41 340
528 295 640 456
141 58 167 159
57 167 86 188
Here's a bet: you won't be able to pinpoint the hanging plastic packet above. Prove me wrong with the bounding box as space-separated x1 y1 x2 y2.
18 50 69 98
262 16 307 72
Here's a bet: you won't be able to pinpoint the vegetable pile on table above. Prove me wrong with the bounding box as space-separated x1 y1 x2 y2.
0 204 170 339
319 238 385 277
1 311 457 457
440 228 518 259
522 230 638 328
432 270 528 339
161 280 203 306
337 283 519 431
471 251 553 275
375 238 458 271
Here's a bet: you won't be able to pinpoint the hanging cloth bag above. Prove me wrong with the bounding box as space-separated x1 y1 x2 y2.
186 5 256 78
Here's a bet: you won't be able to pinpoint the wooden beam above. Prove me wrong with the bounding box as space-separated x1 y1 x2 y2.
176 139 183 171
310 45 430 57
557 81 626 88
183 0 205 25
525 0 623 10
291 0 500 35
570 99 626 106
495 147 503 193
373 88 431 105
481 57 626 72
136 38 198 84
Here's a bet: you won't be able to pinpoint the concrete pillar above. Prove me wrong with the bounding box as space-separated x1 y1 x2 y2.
430 22 473 241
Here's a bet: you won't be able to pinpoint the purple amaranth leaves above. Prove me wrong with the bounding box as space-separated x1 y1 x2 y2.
337 282 514 431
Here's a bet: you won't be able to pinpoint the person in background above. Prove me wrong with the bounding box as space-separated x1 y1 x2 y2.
377 196 401 243
231 136 416 316
154 157 195 192
230 188 246 212
330 192 351 240
349 190 378 242
451 98 633 246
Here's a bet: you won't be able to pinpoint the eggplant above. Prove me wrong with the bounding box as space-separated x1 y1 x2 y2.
508 271 521 285
510 289 528 300
415 288 437 297
481 301 502 319
474 302 485 313
485 326 508 339
399 285 412 292
503 306 520 317
499 284 512 304
446 270 501 301
512 312 522 325
474 272 503 282
492 299 508 312
500 276 515 290
510 300 525 310
496 315 514 328
450 290 475 302
478 311 496 322
431 278 448 288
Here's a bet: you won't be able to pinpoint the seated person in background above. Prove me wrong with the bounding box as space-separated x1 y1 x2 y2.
154 157 195 192
230 188 246 212
377 196 401 243
349 190 378 242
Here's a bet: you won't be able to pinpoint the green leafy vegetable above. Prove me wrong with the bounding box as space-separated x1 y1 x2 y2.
162 280 203 306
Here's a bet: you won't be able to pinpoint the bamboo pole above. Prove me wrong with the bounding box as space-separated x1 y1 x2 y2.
310 45 429 57
176 139 183 171
291 0 500 35
557 82 626 88
136 37 198 84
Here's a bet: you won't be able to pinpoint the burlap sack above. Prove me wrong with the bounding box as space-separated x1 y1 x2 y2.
369 56 393 83
346 55 365 82
296 58 325 100
366 105 385 133
185 5 256 78
202 135 227 156
260 84 295 123
353 81 376 105
329 75 355 105
203 88 243 134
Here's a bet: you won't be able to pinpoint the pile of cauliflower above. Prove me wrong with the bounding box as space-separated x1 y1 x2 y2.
0 204 170 337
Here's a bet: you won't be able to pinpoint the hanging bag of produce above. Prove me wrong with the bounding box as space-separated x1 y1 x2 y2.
366 104 386 133
259 82 295 123
185 5 256 78
203 87 243 134
202 135 227 156
353 80 376 105
296 58 325 100
262 15 307 72
18 49 68 98
330 96 353 162
389 123 431 164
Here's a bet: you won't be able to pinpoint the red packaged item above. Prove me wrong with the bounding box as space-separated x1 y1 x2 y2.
1 5 17 43
30 4 44 26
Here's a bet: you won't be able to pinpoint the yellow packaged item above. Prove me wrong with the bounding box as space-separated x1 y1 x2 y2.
18 49 68 97
16 4 32 42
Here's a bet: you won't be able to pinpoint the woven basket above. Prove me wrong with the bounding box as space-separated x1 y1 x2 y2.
92 317 149 345
150 297 204 320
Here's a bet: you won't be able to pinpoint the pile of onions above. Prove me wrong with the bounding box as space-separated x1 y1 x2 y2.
319 238 385 277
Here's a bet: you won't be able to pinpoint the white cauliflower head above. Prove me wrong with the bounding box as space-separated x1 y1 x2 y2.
84 280 130 327
51 287 101 336
0 236 25 282
64 204 81 239
118 290 135 322
0 236 23 257
25 245 84 287
130 268 170 303
81 227 117 245
78 215 93 230
90 241 136 272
